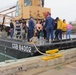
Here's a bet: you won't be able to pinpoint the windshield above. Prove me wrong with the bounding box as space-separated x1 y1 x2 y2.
24 0 31 6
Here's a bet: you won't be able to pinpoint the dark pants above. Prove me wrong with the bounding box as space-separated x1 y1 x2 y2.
10 28 14 38
43 29 46 39
37 30 42 39
46 28 54 41
55 29 62 40
28 29 34 41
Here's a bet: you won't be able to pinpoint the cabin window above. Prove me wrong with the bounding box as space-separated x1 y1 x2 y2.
24 0 31 6
15 2 20 16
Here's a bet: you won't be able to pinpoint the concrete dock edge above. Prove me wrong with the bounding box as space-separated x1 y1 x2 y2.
0 48 76 75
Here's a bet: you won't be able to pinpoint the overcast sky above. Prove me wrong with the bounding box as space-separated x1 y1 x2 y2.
45 0 76 22
0 0 76 22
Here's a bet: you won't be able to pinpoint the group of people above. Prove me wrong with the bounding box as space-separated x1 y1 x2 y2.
9 12 73 42
27 13 73 42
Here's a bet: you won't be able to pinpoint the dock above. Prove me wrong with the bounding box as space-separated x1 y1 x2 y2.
0 48 76 75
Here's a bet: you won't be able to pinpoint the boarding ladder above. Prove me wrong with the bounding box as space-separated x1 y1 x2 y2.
14 23 25 40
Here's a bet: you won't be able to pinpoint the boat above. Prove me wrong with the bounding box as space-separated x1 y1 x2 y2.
0 37 76 59
0 0 76 59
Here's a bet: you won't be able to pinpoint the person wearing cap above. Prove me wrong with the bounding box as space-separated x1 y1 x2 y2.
28 17 35 42
45 12 54 42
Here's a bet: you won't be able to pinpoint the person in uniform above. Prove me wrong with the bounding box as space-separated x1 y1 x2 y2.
45 13 54 42
28 17 35 42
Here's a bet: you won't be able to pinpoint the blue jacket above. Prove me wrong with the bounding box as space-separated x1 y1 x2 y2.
45 17 54 29
28 20 34 30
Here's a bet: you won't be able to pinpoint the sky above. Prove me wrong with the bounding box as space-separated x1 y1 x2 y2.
0 0 76 22
45 0 76 22
0 0 17 10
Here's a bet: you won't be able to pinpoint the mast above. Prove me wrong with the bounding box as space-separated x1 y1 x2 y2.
42 0 44 7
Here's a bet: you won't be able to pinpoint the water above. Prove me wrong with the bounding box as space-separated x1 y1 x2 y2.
0 52 17 62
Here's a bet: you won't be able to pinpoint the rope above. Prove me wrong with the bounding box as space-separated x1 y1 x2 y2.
29 42 49 56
